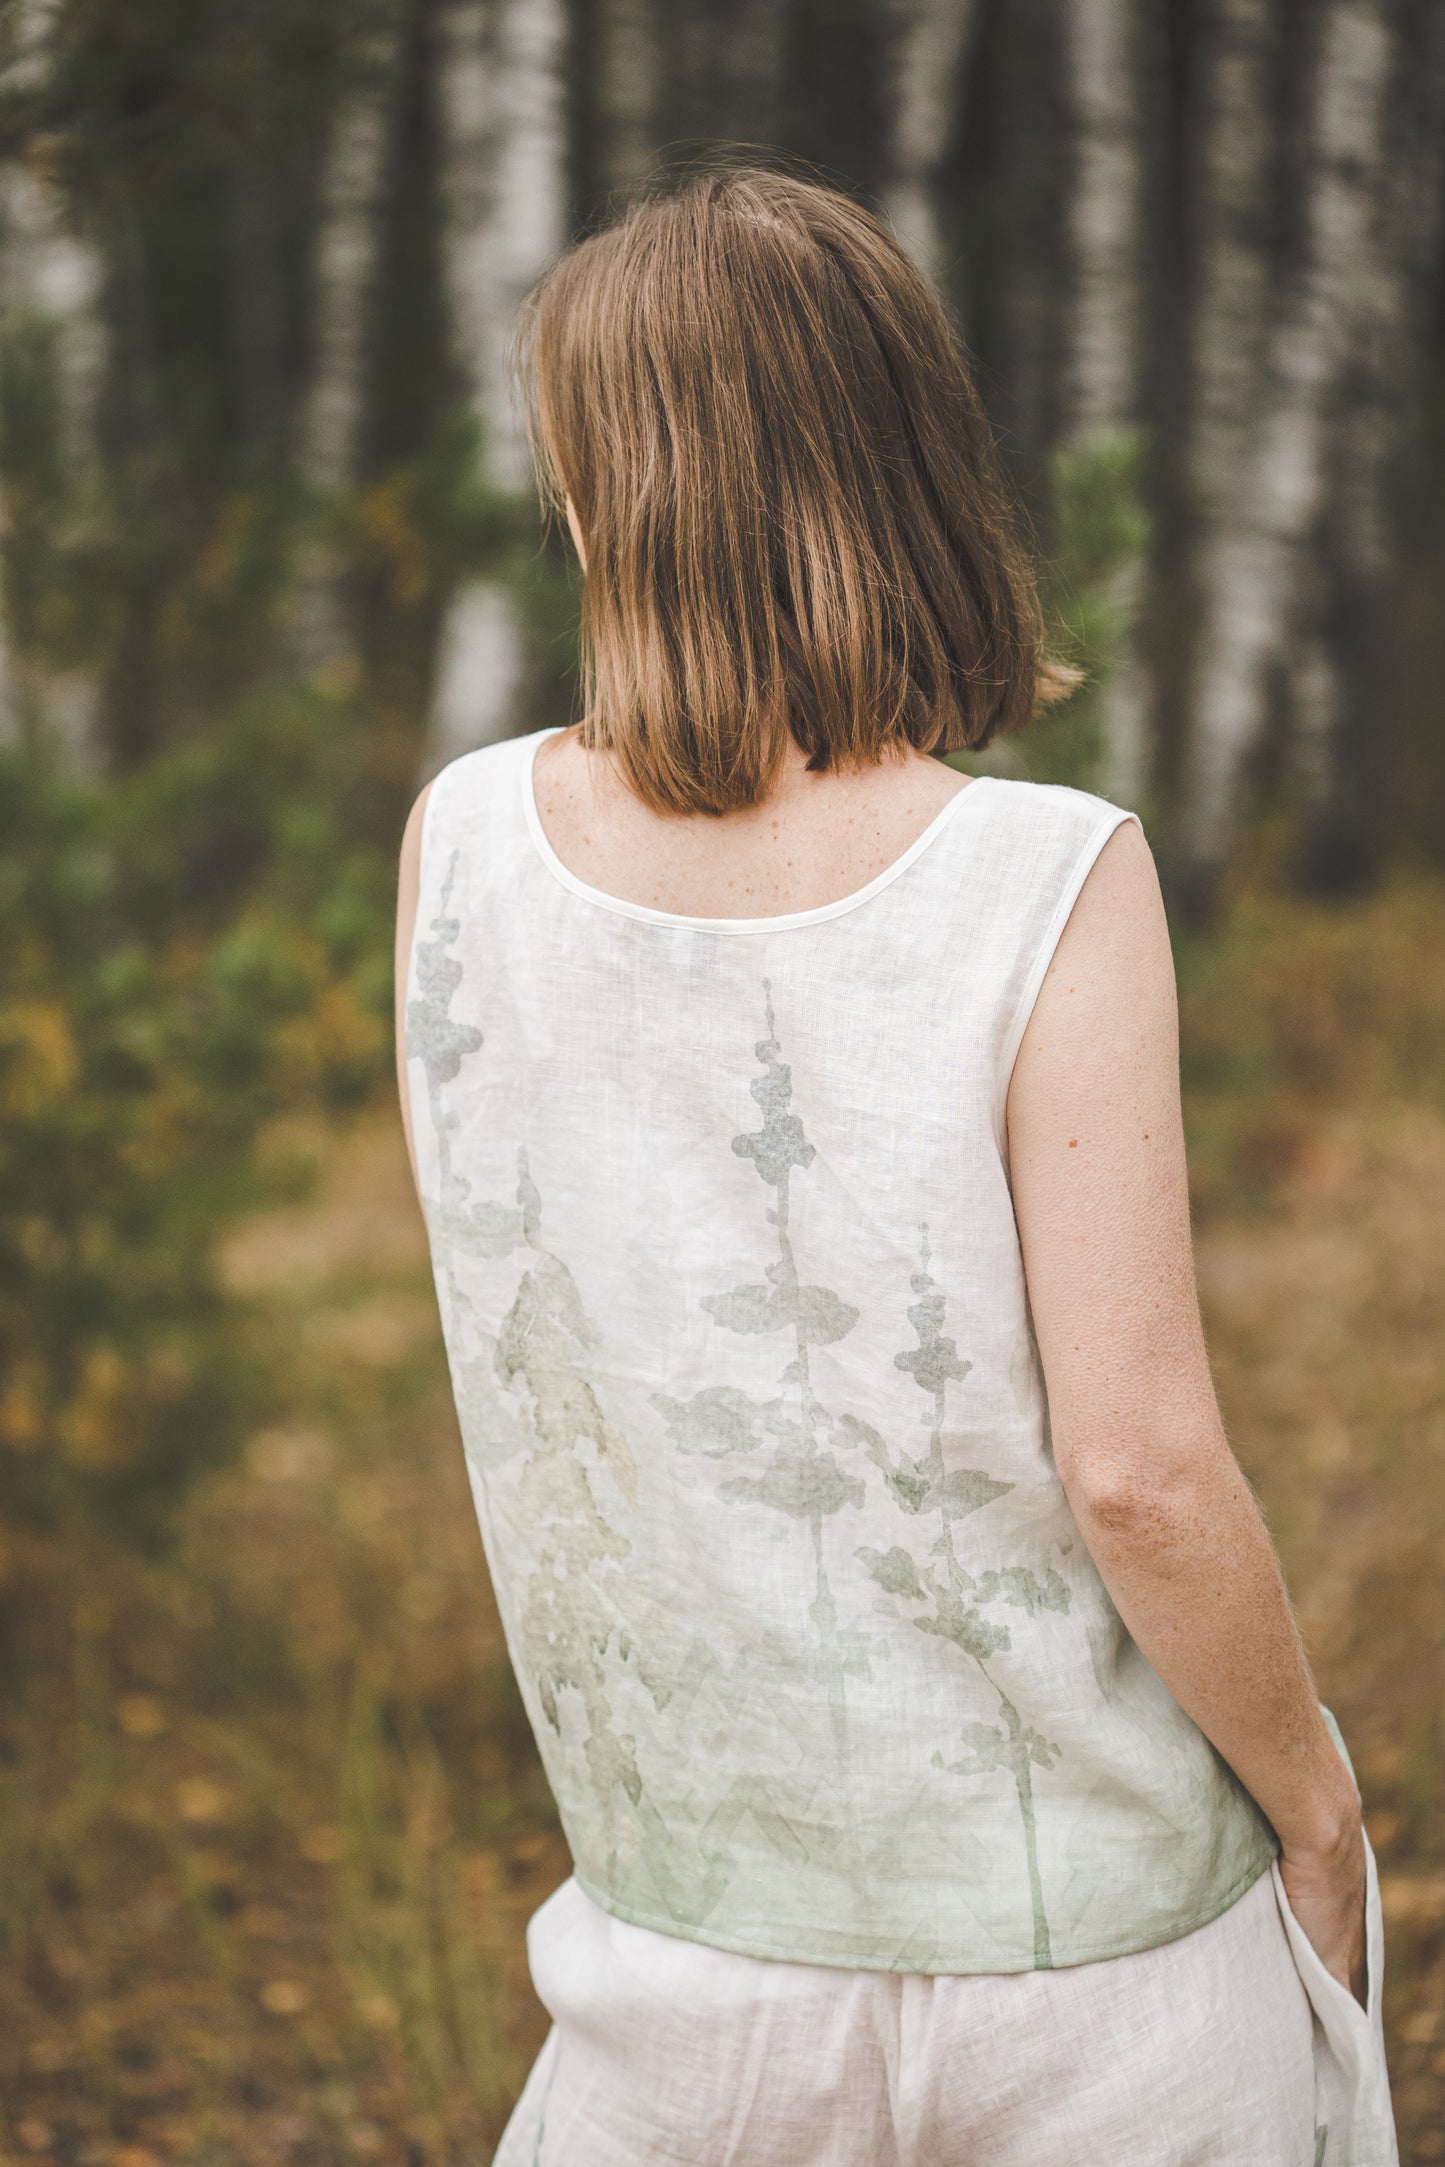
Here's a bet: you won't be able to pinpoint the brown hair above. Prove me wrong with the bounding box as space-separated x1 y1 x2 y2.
516 166 1071 816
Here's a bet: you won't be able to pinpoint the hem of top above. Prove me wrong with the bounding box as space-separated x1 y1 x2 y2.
519 724 997 935
567 1838 1279 1978
993 800 1144 1143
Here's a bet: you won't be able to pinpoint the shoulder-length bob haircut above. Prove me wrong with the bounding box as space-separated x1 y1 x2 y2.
515 166 1070 816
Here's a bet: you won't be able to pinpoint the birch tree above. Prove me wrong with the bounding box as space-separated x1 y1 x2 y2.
1060 0 1151 807
0 0 106 758
427 0 566 774
880 0 977 297
289 6 406 675
1180 0 1397 895
1289 7 1445 884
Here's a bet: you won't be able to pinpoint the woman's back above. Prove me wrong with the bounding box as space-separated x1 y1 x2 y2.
403 723 1273 1974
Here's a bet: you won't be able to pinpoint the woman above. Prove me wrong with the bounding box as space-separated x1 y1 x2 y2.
394 168 1396 2163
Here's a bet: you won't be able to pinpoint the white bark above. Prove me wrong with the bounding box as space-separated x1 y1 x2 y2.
881 0 977 296
291 10 404 672
1187 0 1277 522
1063 0 1144 441
0 166 106 453
0 1 106 758
0 57 106 762
1182 0 1397 883
1061 0 1150 809
428 0 567 766
437 0 566 495
424 580 528 776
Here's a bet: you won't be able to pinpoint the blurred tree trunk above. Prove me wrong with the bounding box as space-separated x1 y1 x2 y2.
596 0 659 198
1179 0 1396 906
0 0 106 762
96 192 197 769
428 0 566 772
1060 0 1150 808
881 0 977 296
224 162 288 476
992 0 1068 489
291 7 406 676
1174 0 1278 872
1288 3 1445 890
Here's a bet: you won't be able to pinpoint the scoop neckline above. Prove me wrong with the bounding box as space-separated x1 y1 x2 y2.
519 725 995 935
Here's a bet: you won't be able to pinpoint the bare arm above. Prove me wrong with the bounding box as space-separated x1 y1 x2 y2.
394 781 433 1203
1007 819 1366 1998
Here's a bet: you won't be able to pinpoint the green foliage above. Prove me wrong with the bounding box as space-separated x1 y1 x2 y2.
0 688 395 1539
982 428 1151 796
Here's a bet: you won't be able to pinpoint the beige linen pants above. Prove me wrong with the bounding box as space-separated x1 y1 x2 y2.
495 1837 1396 2167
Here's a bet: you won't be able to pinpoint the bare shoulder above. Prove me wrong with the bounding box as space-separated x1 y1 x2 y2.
1009 814 1175 1115
1053 813 1167 975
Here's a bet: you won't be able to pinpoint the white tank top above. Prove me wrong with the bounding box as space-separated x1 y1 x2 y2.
405 724 1275 1974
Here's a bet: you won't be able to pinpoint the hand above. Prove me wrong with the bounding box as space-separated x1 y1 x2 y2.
1279 1820 1368 2009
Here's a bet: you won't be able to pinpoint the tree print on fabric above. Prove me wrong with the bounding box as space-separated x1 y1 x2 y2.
408 858 671 1901
652 982 870 1802
657 987 1072 1958
857 1226 1071 1968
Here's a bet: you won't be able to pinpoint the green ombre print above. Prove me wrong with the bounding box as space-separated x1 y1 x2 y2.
656 987 1071 1960
409 866 669 1894
409 837 1278 1973
857 1225 1071 1968
653 984 870 1802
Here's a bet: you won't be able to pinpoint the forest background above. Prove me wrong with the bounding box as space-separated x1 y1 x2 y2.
1 0 1444 2160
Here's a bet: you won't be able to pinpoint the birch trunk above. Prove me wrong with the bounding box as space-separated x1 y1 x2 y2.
427 0 566 772
0 0 106 757
1061 0 1150 808
1180 0 1396 894
1289 6 1445 885
290 9 404 675
1186 0 1278 531
0 151 106 760
880 0 977 296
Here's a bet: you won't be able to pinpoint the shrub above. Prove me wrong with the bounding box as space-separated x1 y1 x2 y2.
0 688 395 1540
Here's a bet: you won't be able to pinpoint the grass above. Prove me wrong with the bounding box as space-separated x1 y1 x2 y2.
1 863 1444 2163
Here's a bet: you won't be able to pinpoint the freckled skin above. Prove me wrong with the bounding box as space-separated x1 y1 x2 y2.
1006 818 1367 2002
527 720 972 921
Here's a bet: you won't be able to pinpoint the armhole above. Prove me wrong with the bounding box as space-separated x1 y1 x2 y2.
401 761 456 1069
993 806 1144 1154
417 758 452 892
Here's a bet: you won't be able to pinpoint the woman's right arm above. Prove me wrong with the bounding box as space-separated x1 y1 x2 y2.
1006 818 1367 2001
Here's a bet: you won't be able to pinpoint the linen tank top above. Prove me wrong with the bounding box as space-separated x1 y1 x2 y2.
405 724 1277 1976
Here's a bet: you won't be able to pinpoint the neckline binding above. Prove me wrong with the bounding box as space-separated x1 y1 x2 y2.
519 726 995 935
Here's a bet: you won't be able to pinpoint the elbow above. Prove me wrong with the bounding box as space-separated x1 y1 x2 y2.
1056 1434 1216 1550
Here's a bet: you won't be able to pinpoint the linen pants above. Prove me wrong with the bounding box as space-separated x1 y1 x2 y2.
494 1835 1396 2167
